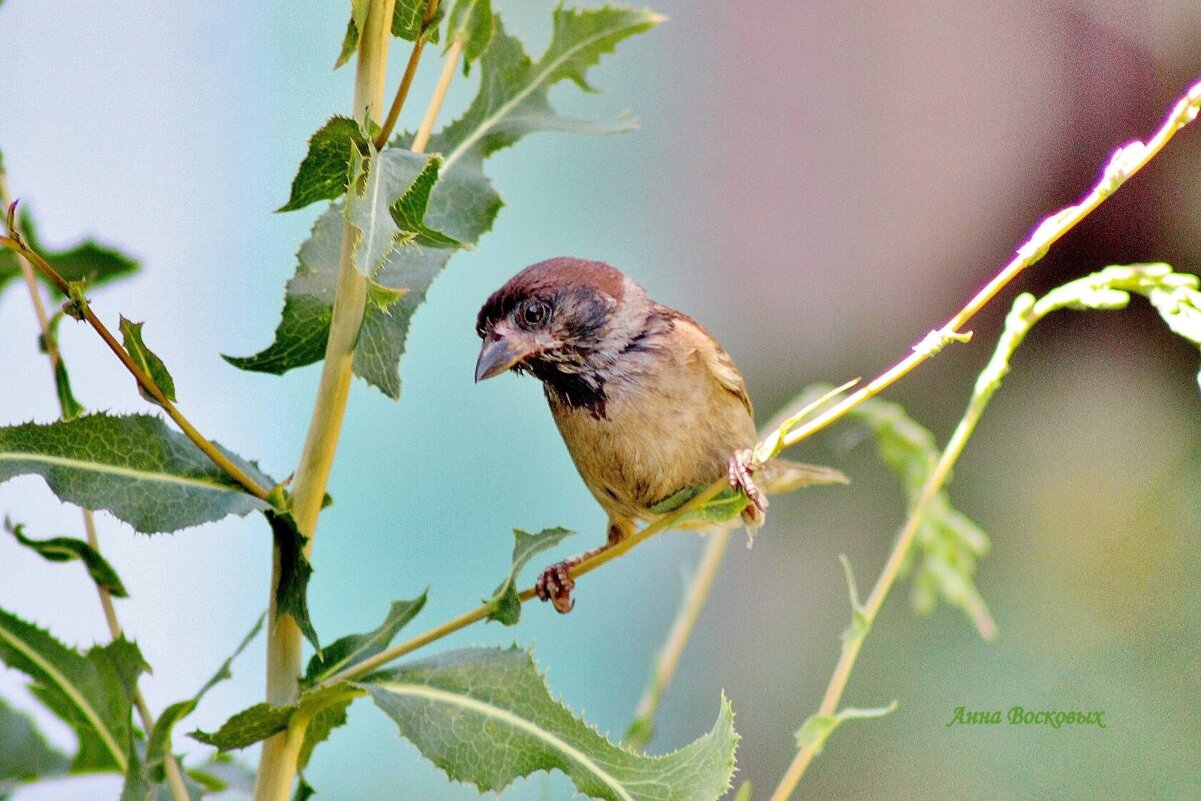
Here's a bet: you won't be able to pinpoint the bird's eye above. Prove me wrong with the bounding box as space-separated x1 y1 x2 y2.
521 300 549 327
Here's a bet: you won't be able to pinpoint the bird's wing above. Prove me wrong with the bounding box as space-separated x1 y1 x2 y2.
665 308 754 417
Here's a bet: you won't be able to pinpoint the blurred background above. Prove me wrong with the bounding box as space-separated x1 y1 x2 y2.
2 1 1200 799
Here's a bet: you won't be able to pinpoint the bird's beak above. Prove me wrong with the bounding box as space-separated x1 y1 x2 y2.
475 335 536 382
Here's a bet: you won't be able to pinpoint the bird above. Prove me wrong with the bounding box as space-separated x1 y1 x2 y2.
475 257 846 613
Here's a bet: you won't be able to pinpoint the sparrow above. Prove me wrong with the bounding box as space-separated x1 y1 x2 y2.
475 257 846 613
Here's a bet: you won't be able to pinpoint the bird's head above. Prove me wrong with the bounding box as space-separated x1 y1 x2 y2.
475 257 651 409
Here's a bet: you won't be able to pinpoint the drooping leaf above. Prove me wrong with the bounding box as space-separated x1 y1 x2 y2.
39 312 86 421
185 753 255 796
266 512 320 653
484 528 575 625
0 696 69 794
119 317 177 406
303 591 427 686
843 396 995 639
0 414 272 534
0 208 139 298
229 9 658 398
279 117 369 213
795 701 897 755
362 647 739 800
334 0 370 69
145 614 263 782
445 0 493 72
5 518 128 597
0 608 146 773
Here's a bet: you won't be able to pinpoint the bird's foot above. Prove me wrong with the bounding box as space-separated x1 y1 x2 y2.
729 448 768 527
535 560 578 614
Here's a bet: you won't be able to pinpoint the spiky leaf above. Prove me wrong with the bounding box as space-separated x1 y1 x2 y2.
266 512 320 652
0 608 146 773
362 647 739 801
278 117 369 213
0 414 272 534
0 696 69 794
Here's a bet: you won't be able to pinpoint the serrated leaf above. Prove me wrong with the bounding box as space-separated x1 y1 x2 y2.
304 591 427 686
5 518 128 597
0 608 146 773
119 317 177 406
145 614 263 782
345 148 447 277
0 414 272 534
229 8 656 398
0 696 69 794
278 117 368 213
0 208 138 299
795 701 897 755
266 512 320 653
445 0 493 71
191 684 361 752
485 528 575 625
362 646 739 801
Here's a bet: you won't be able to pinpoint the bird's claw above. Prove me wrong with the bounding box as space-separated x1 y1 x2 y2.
729 448 768 527
535 561 576 614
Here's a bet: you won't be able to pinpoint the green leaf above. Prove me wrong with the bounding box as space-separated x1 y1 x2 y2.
844 396 995 639
794 701 897 755
119 317 177 406
445 0 493 71
361 646 739 801
230 7 659 397
0 608 147 773
39 312 86 421
278 117 369 213
185 753 255 796
649 486 747 525
0 696 69 794
0 413 272 534
266 512 320 653
191 684 361 752
0 208 139 299
304 591 427 686
392 0 441 43
345 148 447 277
334 0 370 69
5 518 129 597
485 528 575 625
145 614 263 782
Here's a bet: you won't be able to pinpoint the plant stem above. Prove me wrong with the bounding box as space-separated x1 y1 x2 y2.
767 81 1201 801
411 37 462 153
0 172 191 801
373 0 441 149
0 234 272 502
253 2 397 800
625 526 731 751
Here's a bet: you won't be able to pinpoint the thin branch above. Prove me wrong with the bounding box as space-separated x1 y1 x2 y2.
373 0 441 149
411 37 463 153
0 232 272 502
767 79 1201 801
625 526 732 751
254 1 398 800
322 78 1201 697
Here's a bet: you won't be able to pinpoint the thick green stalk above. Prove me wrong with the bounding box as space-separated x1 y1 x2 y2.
252 2 397 800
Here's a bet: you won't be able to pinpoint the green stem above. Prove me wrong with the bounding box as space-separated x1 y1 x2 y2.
252 2 398 800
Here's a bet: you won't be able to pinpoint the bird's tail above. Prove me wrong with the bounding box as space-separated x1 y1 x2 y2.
758 458 849 496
